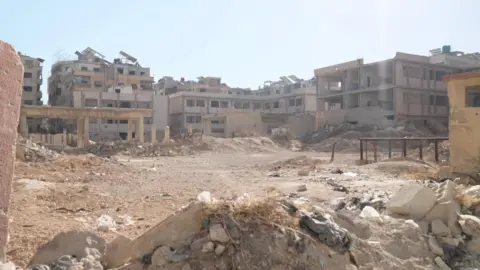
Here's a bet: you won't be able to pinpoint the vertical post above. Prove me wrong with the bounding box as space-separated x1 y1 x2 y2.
84 117 90 148
163 126 170 144
419 140 423 160
136 116 144 143
359 139 363 160
76 118 84 148
330 142 336 163
127 119 133 142
365 141 368 162
19 113 28 138
434 139 439 162
151 123 156 143
63 128 67 146
388 139 392 158
403 139 407 157
373 141 378 162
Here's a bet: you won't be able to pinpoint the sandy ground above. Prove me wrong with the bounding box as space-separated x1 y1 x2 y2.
7 143 437 267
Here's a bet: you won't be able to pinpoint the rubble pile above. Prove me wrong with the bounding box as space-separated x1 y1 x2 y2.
303 120 448 153
16 138 60 162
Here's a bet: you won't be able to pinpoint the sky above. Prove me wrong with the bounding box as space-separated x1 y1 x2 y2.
1 0 478 102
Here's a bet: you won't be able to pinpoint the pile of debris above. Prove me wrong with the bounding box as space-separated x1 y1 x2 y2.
12 178 479 270
16 137 60 162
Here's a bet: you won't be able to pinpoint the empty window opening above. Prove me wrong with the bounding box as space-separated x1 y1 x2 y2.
273 101 280 108
128 71 135 76
466 86 480 107
81 66 88 71
211 101 219 108
24 72 32 79
24 100 33 105
196 100 205 107
253 103 261 110
117 68 124 74
131 84 138 90
94 81 103 87
23 86 33 92
220 101 229 108
93 67 101 72
289 99 295 107
115 89 121 93
295 98 303 106
140 72 145 76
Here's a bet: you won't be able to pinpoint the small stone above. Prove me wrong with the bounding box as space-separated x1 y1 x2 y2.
152 246 185 266
466 236 480 253
298 170 310 176
431 219 451 236
387 184 437 220
434 256 451 270
268 171 280 177
209 224 230 243
359 206 380 218
215 244 226 255
190 236 210 252
0 262 16 270
197 191 212 203
181 264 192 270
415 220 429 234
296 184 307 192
427 236 444 256
438 237 461 247
202 242 214 253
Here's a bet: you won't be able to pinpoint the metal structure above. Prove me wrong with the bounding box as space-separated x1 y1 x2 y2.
359 137 448 163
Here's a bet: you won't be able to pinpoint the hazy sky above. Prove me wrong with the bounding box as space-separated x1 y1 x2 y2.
1 0 478 101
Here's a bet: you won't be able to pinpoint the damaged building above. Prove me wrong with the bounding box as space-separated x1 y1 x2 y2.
19 53 45 133
47 47 168 141
315 46 480 128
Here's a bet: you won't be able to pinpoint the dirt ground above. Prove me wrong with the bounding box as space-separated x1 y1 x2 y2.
7 138 438 268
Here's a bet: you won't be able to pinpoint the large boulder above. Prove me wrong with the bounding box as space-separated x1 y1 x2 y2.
386 184 437 220
28 230 106 266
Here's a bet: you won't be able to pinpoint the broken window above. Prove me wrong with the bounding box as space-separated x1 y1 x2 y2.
435 96 448 106
85 99 97 107
23 86 33 92
253 103 261 110
273 101 280 108
117 68 124 74
81 66 88 71
140 72 145 76
129 71 135 76
295 98 303 106
24 72 32 79
24 100 33 105
435 71 447 81
196 100 205 107
289 99 295 107
211 128 225 133
211 120 225 125
242 102 250 109
186 99 195 107
211 101 219 108
120 102 131 108
220 101 229 108
466 86 480 107
131 84 138 90
93 67 101 72
264 103 271 110
24 60 33 66
186 115 201 123
199 88 206 92
94 81 103 87
234 101 242 109
115 89 121 93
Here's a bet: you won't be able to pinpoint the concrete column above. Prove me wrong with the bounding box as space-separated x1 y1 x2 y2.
0 41 23 262
63 128 67 146
136 116 144 143
19 113 28 138
127 119 133 142
151 123 157 143
163 126 170 144
83 117 90 147
77 118 84 148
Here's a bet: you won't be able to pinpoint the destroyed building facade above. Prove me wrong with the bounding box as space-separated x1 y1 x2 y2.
315 46 480 128
19 53 44 132
47 47 168 141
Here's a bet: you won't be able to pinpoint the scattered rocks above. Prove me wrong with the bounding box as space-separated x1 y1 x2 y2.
267 171 280 177
359 206 380 218
431 219 451 236
427 236 444 256
214 244 226 255
458 214 480 236
201 242 215 253
296 184 307 192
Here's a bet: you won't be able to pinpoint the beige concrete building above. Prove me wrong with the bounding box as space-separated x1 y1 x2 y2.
19 53 44 132
315 46 480 128
48 47 168 141
168 86 316 136
156 76 223 95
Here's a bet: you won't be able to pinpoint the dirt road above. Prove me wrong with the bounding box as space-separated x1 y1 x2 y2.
8 145 433 267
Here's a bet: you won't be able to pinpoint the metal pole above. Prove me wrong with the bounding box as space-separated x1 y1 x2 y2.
403 139 407 157
373 141 377 162
434 139 439 162
360 139 363 160
419 141 423 160
388 139 392 158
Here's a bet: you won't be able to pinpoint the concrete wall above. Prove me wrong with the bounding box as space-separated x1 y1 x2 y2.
447 74 480 174
225 112 263 137
319 107 394 128
286 114 316 138
0 41 23 262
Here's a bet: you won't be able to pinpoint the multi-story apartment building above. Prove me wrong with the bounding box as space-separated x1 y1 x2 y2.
168 82 316 134
48 47 168 141
156 76 223 95
315 46 480 127
19 53 44 132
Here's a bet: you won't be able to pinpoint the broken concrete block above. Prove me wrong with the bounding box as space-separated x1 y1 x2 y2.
431 219 451 237
297 170 310 176
466 236 480 254
386 184 436 220
117 261 143 270
427 236 443 256
359 206 380 218
458 214 480 236
424 200 461 235
197 191 212 203
296 184 307 192
201 242 214 253
432 180 457 203
434 256 451 270
131 202 204 260
28 230 106 266
0 262 15 270
415 220 429 234
215 244 225 255
101 235 132 268
190 236 210 252
209 224 230 243
151 246 185 267
457 185 480 208
437 237 461 247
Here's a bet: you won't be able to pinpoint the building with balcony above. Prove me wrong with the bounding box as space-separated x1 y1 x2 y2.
19 53 44 132
314 46 480 128
168 85 316 135
156 76 224 95
48 47 168 141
